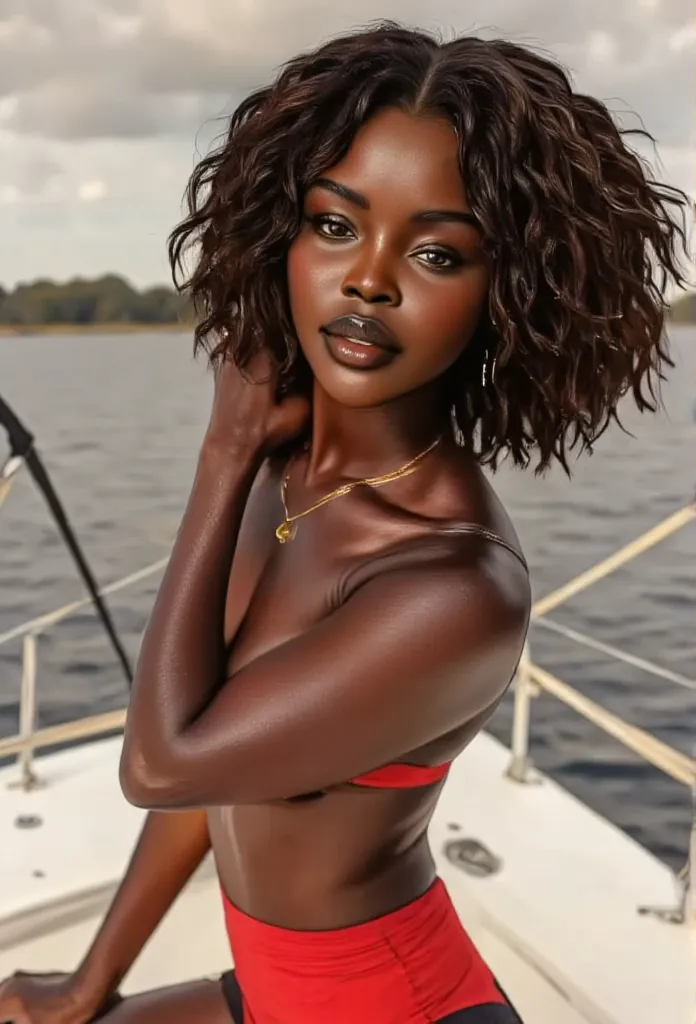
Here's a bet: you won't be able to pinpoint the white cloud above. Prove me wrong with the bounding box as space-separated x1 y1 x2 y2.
78 179 108 202
0 184 21 204
586 30 617 62
0 0 693 287
0 1 692 141
668 21 696 52
0 94 17 122
109 14 143 40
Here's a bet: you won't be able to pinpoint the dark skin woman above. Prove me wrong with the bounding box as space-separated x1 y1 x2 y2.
0 21 687 1024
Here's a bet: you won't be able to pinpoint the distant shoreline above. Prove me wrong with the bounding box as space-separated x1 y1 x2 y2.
2 272 691 332
0 322 192 337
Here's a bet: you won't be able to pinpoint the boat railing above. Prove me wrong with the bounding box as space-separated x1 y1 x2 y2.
1 503 694 925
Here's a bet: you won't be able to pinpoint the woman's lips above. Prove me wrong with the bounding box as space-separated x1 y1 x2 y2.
321 331 399 370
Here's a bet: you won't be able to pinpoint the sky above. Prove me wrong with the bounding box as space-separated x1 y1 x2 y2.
0 0 693 290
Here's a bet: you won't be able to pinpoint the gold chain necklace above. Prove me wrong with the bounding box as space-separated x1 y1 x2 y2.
276 434 442 543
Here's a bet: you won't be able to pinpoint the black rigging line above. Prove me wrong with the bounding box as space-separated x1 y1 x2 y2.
0 393 133 686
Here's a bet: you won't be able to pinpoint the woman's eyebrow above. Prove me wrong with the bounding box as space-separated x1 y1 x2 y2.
311 177 368 208
310 177 479 228
412 209 479 227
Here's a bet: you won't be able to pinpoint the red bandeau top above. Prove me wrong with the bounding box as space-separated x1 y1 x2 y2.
349 760 451 788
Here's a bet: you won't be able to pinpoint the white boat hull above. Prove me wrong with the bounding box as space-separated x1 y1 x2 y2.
0 731 692 1024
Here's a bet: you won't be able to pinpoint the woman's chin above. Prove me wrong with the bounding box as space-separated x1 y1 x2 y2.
310 365 406 409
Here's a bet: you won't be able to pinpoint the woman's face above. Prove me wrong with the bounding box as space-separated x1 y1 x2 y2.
287 107 489 408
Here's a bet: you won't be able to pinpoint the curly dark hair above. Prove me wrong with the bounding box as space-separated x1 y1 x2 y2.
168 21 689 472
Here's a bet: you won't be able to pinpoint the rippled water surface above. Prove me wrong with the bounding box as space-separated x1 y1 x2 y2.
1 329 694 867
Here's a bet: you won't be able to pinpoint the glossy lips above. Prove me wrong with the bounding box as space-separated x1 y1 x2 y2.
320 314 401 371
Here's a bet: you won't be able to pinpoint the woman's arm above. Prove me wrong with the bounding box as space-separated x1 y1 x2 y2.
119 353 310 803
0 810 211 1023
120 356 529 810
123 545 529 808
72 809 211 1009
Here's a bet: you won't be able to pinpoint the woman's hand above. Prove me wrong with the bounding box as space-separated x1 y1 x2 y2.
204 352 310 459
0 971 118 1024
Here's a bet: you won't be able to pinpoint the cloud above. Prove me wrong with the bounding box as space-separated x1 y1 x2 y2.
668 20 696 53
77 179 108 202
586 31 617 63
0 0 693 143
0 1 692 287
16 155 61 196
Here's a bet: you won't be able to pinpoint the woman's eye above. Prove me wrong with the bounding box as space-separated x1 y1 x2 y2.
414 248 461 270
313 216 353 239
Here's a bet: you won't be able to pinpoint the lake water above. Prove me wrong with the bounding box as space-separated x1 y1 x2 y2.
1 329 694 868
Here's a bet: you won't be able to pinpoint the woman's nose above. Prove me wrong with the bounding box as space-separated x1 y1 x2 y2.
340 248 400 306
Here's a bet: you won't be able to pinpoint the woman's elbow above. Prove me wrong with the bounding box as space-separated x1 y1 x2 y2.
119 739 180 810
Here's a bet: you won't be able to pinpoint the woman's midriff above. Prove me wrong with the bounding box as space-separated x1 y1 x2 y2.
206 783 442 930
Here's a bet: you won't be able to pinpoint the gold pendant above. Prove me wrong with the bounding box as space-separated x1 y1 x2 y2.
275 520 296 544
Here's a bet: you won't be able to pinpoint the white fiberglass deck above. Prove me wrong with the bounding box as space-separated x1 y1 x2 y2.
0 730 692 1024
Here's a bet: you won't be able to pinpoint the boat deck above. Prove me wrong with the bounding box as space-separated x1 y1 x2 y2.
0 730 691 1024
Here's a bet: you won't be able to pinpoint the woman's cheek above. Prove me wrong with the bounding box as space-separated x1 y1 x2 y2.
428 277 488 353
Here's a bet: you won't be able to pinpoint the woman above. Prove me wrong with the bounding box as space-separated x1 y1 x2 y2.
0 21 687 1024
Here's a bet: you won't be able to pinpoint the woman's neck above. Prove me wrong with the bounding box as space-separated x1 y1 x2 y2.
304 378 450 486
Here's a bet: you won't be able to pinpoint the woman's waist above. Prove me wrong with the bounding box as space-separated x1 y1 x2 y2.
221 873 470 973
215 830 436 931
220 872 508 1024
208 801 436 927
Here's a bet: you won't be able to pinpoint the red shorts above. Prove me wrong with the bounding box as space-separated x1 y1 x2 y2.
220 877 522 1023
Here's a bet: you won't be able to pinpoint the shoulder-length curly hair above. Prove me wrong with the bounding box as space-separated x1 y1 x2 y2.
169 21 689 472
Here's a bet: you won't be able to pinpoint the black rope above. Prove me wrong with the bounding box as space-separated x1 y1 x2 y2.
0 393 133 686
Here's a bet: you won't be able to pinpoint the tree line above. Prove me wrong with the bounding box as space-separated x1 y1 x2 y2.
0 274 693 328
0 275 192 327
